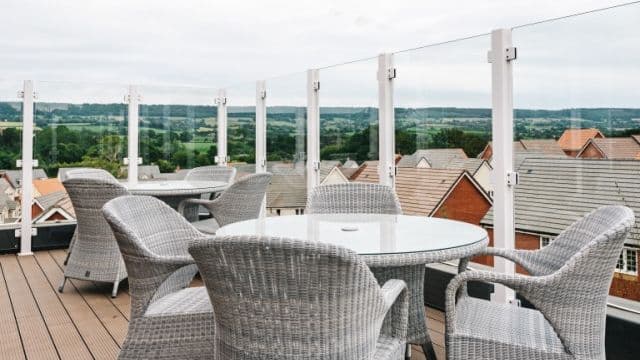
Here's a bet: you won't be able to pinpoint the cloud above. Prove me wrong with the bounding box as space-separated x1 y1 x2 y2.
0 0 637 108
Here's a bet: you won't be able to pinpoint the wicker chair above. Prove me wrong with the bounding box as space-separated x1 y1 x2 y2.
103 195 216 360
189 235 409 359
178 173 272 234
448 205 635 360
60 169 127 298
184 165 238 215
59 167 117 265
306 183 434 359
184 165 237 182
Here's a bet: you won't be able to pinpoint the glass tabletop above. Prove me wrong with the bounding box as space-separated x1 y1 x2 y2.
216 214 488 255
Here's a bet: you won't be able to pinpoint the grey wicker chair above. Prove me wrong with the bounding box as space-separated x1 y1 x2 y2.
185 165 238 215
178 172 272 234
103 195 216 360
306 183 435 359
59 167 117 265
60 168 127 297
189 235 409 360
448 205 635 360
184 165 237 182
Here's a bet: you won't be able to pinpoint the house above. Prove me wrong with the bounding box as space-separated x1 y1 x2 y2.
557 128 604 157
398 149 492 193
1 169 48 190
343 159 359 169
394 168 492 225
31 190 75 224
319 160 349 185
477 141 526 161
478 139 565 161
266 167 306 216
397 148 468 168
577 137 640 159
33 178 66 197
480 157 640 301
349 160 380 183
445 158 493 193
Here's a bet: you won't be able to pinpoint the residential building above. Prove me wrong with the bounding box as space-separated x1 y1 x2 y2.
577 136 640 159
557 128 604 157
480 157 640 300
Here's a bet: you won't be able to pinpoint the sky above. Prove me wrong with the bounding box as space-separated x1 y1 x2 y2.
0 0 638 108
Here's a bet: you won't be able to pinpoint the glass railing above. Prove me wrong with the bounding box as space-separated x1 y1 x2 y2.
138 84 218 179
227 83 256 174
0 80 23 234
0 0 638 316
511 2 640 304
393 35 492 234
320 58 379 183
265 72 307 216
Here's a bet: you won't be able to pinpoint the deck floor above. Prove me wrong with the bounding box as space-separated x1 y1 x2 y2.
0 249 445 359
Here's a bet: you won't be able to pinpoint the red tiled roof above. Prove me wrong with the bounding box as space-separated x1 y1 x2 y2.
558 128 603 151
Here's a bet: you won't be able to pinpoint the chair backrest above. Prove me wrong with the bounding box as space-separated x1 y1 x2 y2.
63 175 128 251
306 183 401 215
213 172 272 227
184 165 237 183
60 167 117 182
103 195 206 318
189 235 389 359
529 205 634 357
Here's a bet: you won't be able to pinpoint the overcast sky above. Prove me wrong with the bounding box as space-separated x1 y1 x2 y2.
1 0 638 108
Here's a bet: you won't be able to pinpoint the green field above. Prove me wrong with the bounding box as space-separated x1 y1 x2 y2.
184 142 214 151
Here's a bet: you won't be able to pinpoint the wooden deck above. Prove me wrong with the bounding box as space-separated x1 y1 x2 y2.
0 249 446 360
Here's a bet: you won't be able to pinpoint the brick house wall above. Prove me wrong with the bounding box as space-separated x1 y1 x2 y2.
577 143 605 159
433 176 492 225
479 228 640 301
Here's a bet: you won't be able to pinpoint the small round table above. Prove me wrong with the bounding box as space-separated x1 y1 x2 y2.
217 214 489 359
124 180 229 220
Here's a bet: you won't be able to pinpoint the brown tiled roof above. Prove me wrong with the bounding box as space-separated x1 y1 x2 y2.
477 142 526 159
350 161 379 183
33 178 66 196
395 168 466 216
520 139 566 156
586 137 640 159
632 135 640 144
557 128 603 151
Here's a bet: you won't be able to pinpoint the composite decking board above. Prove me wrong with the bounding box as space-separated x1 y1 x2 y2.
0 255 27 360
17 255 92 360
0 255 60 360
3 250 448 360
34 251 121 360
49 250 129 345
49 250 132 321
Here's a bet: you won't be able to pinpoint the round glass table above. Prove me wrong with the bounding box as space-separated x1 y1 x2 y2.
217 214 488 359
123 180 229 220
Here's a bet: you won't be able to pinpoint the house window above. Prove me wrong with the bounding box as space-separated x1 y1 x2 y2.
539 235 554 248
300 208 304 215
276 209 281 216
616 248 638 275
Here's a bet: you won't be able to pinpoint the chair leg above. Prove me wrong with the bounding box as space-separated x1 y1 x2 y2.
58 277 67 293
405 343 412 360
111 280 120 298
421 341 437 360
63 251 71 266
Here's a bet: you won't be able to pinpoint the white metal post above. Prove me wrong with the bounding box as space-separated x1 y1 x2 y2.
256 81 267 173
490 28 517 304
127 85 140 184
216 89 228 166
19 80 34 256
306 69 320 194
377 53 396 187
